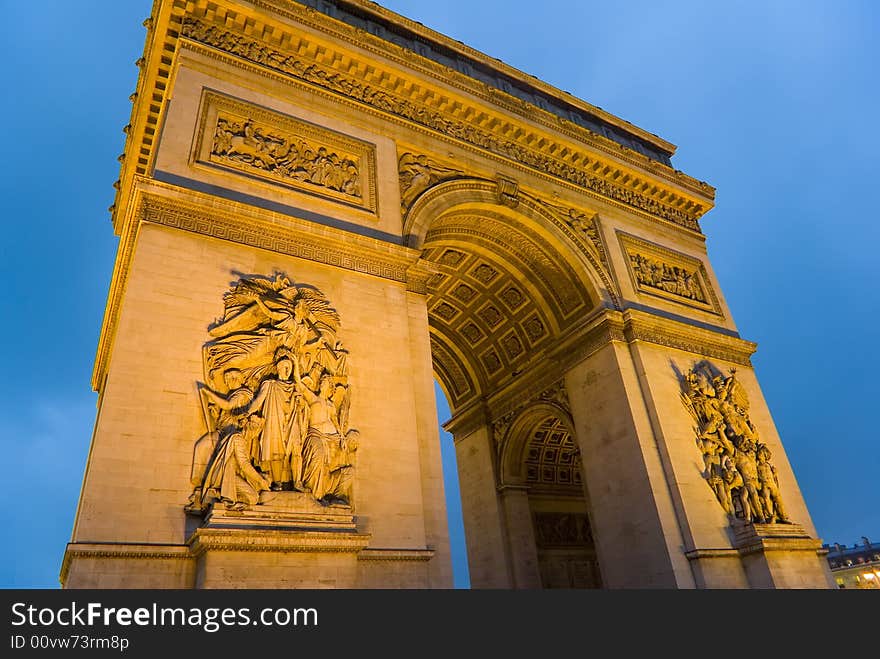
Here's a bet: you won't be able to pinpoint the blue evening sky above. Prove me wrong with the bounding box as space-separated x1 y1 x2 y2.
1 1 876 588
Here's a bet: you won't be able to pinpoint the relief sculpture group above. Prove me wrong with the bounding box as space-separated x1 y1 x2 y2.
185 272 358 514
682 365 790 525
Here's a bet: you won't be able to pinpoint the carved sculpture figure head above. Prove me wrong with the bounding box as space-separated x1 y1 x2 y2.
319 374 334 397
276 357 293 381
243 412 264 437
756 443 772 463
294 299 309 322
223 368 244 390
735 435 756 454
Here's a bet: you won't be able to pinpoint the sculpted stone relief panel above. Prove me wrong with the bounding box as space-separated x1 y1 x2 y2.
541 202 610 275
398 152 465 213
619 232 721 315
681 363 790 525
533 513 593 547
192 91 377 213
186 273 359 515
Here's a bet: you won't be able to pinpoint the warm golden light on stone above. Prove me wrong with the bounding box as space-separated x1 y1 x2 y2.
64 0 834 589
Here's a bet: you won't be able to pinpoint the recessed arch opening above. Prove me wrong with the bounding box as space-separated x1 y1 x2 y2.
501 406 602 589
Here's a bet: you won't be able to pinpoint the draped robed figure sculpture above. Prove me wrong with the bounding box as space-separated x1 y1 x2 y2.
185 272 358 514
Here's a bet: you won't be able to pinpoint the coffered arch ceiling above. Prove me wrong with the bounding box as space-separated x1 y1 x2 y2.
523 416 583 491
423 207 598 411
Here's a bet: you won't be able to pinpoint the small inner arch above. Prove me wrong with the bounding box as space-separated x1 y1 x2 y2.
522 415 601 589
524 417 582 488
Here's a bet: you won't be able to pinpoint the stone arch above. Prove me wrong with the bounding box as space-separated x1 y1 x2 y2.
407 179 615 414
498 401 576 488
491 400 601 589
404 178 618 310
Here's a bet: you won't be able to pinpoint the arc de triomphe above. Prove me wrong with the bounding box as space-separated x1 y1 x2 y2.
62 0 833 589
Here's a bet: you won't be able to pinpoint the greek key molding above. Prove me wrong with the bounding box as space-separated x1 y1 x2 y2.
193 90 377 213
618 231 722 316
141 197 409 282
357 548 436 562
187 528 372 556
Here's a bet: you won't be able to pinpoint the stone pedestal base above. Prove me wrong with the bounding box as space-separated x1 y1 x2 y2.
63 492 437 588
686 523 835 589
187 491 370 588
187 526 372 588
201 490 357 532
733 523 835 589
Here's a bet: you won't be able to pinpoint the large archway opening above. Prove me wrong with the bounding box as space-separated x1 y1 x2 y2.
409 181 608 588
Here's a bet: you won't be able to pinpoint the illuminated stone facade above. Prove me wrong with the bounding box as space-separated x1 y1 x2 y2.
63 0 833 589
825 538 880 589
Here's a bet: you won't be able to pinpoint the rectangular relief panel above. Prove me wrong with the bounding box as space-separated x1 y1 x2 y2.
192 90 378 213
618 231 722 315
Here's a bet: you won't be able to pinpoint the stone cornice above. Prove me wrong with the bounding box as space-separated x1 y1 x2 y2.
686 524 822 560
60 542 191 584
180 17 708 230
92 177 420 392
261 1 678 161
114 1 714 235
443 398 490 439
620 308 755 367
112 0 183 232
263 1 715 206
549 307 756 374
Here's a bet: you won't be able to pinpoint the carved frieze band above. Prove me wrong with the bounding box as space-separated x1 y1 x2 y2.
188 529 371 556
59 546 191 584
553 311 754 374
180 18 703 232
622 323 753 367
193 91 377 213
140 197 408 282
618 232 722 315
